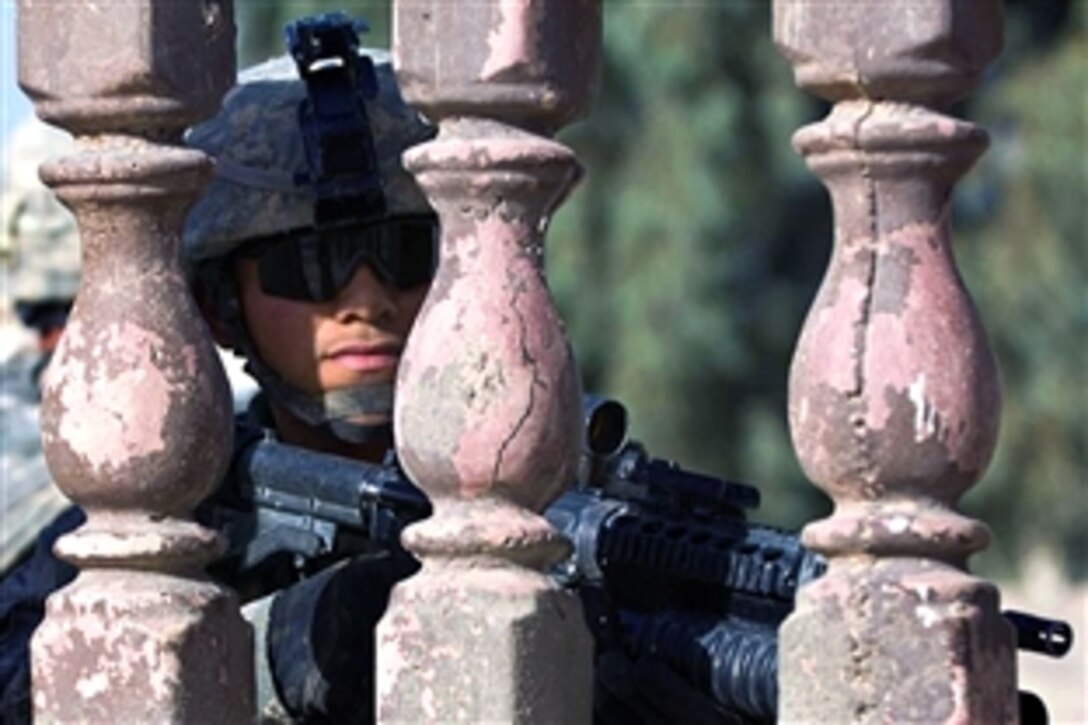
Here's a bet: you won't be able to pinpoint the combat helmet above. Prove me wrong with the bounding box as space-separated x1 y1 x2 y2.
1 118 80 308
184 55 433 264
183 17 436 443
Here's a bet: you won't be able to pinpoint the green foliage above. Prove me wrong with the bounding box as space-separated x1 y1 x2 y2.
236 1 391 66
959 17 1087 580
550 2 1085 581
551 3 830 529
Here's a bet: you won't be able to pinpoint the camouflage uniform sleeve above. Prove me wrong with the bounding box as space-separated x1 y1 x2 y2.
0 350 72 572
0 466 71 573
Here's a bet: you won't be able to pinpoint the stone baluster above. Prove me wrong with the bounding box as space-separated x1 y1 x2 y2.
378 1 601 721
772 1 1017 721
18 1 253 721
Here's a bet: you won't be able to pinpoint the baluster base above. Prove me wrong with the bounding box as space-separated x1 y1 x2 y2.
31 569 254 724
780 559 1016 723
378 562 592 724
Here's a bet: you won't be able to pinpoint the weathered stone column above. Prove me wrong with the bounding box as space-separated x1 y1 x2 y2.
378 1 600 722
773 1 1017 722
18 2 253 721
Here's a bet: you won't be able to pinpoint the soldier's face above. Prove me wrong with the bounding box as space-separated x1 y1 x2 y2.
235 257 427 408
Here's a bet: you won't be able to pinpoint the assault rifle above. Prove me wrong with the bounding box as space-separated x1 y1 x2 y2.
200 397 1073 723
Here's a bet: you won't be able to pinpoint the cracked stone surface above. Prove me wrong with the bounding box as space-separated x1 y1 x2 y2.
774 1 1015 721
19 1 252 720
384 5 598 719
395 131 584 509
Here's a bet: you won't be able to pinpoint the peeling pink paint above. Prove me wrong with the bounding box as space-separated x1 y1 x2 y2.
32 569 253 721
53 320 174 471
481 0 535 80
776 1 1014 721
384 4 598 718
799 258 872 396
397 212 581 501
791 208 1000 500
20 0 250 718
396 137 583 507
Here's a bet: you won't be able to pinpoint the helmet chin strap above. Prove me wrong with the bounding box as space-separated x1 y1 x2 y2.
245 352 395 445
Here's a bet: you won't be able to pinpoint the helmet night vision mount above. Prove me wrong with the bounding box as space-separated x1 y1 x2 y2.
287 12 386 230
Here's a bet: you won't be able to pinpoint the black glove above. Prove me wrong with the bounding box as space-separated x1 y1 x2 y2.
266 551 418 724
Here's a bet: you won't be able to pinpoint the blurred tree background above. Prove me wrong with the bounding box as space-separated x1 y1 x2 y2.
238 1 1086 581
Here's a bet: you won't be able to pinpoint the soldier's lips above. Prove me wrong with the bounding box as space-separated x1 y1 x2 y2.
329 353 399 373
324 342 401 373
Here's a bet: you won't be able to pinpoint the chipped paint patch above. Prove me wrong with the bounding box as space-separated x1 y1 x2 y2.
75 671 109 699
916 604 941 628
886 514 911 534
32 569 253 721
482 0 532 80
806 250 874 397
913 582 935 602
52 321 178 471
908 373 938 443
397 211 580 503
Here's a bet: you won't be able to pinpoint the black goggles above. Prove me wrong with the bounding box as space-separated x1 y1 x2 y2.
238 215 438 303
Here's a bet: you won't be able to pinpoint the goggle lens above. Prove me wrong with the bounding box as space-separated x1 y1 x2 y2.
242 216 438 302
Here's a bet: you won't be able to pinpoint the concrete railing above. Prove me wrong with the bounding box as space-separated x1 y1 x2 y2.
773 0 1017 721
18 0 252 721
19 1 1020 722
378 1 599 721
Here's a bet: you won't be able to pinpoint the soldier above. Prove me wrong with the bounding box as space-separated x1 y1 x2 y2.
184 55 433 466
1 40 436 723
0 117 79 574
183 45 436 722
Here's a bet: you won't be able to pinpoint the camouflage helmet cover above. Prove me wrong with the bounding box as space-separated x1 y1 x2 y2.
182 50 433 263
1 118 80 303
